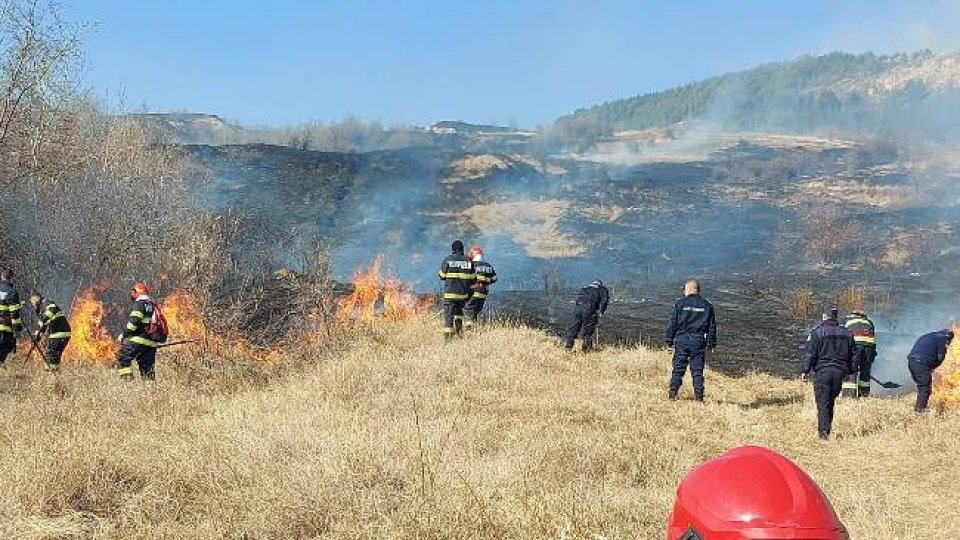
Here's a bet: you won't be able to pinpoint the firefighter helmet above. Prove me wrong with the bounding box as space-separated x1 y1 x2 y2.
130 282 150 299
667 446 848 539
468 246 484 260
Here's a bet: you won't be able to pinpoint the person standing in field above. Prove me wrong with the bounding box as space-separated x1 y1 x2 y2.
437 240 475 340
27 290 72 372
116 282 167 380
0 268 24 369
464 245 497 327
666 279 717 402
843 307 877 397
801 309 856 440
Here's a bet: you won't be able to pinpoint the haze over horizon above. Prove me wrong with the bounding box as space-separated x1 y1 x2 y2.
79 0 960 128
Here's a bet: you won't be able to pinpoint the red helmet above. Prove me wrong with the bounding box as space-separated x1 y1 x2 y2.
667 446 848 539
468 246 483 259
130 282 150 299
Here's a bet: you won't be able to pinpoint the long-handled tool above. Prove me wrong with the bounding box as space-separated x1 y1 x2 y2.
22 334 41 362
870 376 901 389
156 339 198 349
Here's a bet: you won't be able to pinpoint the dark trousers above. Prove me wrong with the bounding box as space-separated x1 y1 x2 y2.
44 338 69 371
442 299 466 337
116 343 157 380
464 295 486 323
908 357 933 411
0 338 13 366
857 346 876 397
565 305 599 351
669 336 707 397
814 367 844 435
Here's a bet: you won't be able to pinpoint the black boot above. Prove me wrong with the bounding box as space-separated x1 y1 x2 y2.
694 392 704 402
668 388 678 401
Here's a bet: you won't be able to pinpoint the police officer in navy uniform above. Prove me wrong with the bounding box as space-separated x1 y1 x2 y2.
801 308 856 440
564 279 609 352
666 279 717 401
907 329 955 412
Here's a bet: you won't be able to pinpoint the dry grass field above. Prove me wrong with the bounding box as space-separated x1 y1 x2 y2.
0 317 958 539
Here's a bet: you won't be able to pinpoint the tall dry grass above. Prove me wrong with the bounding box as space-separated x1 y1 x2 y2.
0 317 958 539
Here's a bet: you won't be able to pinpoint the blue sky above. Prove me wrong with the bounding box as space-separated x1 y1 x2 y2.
76 0 960 127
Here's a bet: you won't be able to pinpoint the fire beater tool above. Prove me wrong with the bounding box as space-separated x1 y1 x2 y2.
870 376 901 389
156 339 198 349
22 334 43 363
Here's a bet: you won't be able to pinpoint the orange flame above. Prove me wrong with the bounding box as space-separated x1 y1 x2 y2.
933 323 960 407
63 283 119 364
336 255 434 323
162 288 208 341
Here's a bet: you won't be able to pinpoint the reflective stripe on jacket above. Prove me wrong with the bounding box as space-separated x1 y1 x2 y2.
438 253 475 301
844 315 876 348
0 281 22 334
37 300 71 340
122 297 158 348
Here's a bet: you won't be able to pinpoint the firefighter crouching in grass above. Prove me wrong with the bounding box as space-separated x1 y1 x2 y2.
438 240 475 340
464 246 496 327
116 282 167 380
27 290 71 372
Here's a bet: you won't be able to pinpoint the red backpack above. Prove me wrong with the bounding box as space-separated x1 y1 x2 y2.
145 300 169 343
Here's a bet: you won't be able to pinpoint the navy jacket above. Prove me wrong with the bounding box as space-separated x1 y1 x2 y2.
803 320 856 374
575 283 609 315
908 330 954 368
666 294 717 347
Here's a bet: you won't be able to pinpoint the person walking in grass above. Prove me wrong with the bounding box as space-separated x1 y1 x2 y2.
437 240 475 340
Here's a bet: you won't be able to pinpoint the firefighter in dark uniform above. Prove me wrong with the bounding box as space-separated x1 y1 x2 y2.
116 282 161 380
666 279 717 401
0 268 24 368
28 291 72 372
437 240 475 340
564 279 609 352
844 308 877 397
801 309 856 440
907 329 954 412
464 246 497 327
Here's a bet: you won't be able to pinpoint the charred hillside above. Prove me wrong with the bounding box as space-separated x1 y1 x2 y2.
180 135 960 378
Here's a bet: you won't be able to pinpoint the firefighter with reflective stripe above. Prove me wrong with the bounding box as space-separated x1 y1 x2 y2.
564 279 609 352
844 307 877 398
464 246 496 326
801 309 856 440
115 282 160 380
0 268 24 368
438 240 475 340
28 291 71 372
666 279 717 402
